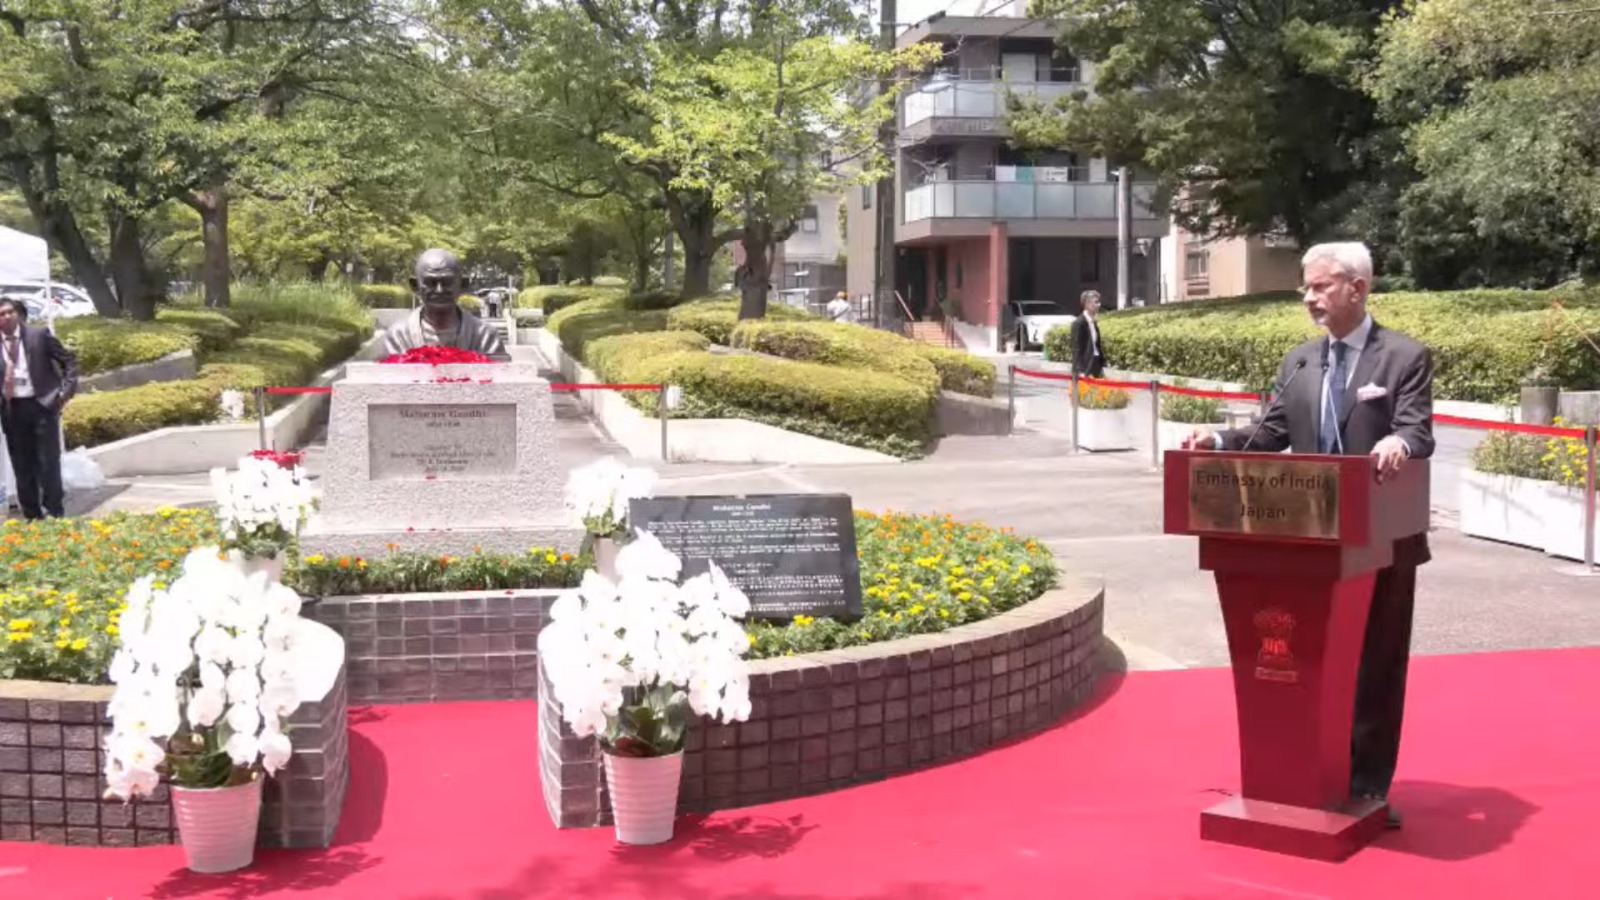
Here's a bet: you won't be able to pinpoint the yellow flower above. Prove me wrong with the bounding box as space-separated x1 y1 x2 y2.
938 609 949 618
793 615 815 627
69 638 88 651
6 633 27 643
304 554 326 565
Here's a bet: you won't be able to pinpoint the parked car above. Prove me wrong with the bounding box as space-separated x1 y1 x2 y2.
0 284 97 320
1007 300 1076 351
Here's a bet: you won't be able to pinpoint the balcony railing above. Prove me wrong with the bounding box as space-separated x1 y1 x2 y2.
902 73 1084 128
902 181 1161 223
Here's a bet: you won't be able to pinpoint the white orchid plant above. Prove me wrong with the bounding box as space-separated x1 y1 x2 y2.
102 549 305 800
538 530 753 757
564 457 659 540
210 452 317 560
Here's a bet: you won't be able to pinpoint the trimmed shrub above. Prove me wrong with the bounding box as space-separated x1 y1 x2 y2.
228 282 374 343
518 284 628 315
619 349 934 457
585 330 709 388
546 295 671 362
355 284 412 308
915 346 996 398
1047 288 1600 402
666 299 814 346
623 289 686 311
155 307 246 353
731 320 940 397
56 320 200 376
63 380 218 448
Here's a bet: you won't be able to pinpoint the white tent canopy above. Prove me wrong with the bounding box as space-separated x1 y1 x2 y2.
0 225 50 286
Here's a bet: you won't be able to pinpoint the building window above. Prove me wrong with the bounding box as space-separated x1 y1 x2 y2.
1185 249 1210 280
861 185 872 209
799 204 819 233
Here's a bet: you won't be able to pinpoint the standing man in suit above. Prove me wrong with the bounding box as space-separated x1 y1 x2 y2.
1180 241 1433 829
1070 290 1105 377
0 298 79 519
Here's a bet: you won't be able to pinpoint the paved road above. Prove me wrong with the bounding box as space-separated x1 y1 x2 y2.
84 347 1598 671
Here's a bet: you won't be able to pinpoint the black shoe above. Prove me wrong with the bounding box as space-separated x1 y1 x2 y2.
1355 791 1402 830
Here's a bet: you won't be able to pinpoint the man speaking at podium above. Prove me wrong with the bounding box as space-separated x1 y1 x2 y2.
1180 241 1434 829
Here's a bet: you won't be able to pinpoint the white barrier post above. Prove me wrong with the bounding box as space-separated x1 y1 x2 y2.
657 385 670 462
1150 380 1162 469
1006 364 1016 434
1070 373 1081 453
254 387 268 450
1585 425 1596 573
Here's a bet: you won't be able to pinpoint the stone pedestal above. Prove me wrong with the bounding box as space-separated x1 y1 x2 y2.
302 361 581 558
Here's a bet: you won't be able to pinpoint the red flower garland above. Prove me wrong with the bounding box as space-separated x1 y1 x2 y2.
250 449 304 470
379 346 493 365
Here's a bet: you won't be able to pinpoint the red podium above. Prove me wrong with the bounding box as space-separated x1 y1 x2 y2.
1162 450 1429 861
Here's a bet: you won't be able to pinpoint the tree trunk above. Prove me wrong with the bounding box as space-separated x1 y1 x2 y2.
664 190 724 298
373 264 395 284
309 252 334 282
737 219 775 320
8 156 118 316
183 185 231 308
633 253 651 292
107 210 157 321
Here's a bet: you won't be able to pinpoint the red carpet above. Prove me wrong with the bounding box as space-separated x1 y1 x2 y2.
3 648 1597 899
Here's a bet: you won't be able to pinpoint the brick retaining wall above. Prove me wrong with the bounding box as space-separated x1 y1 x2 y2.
308 590 561 704
538 582 1105 827
0 666 349 848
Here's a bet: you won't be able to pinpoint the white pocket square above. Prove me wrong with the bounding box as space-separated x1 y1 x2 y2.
1356 383 1388 402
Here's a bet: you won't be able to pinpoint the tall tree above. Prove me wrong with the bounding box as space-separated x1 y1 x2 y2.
1013 0 1401 247
1367 0 1600 287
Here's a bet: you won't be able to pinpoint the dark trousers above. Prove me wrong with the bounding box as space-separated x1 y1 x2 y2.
1350 565 1417 798
2 398 65 519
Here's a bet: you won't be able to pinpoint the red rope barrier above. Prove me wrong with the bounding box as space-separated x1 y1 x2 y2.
263 382 663 395
1434 414 1586 439
1011 366 1074 382
1154 383 1260 402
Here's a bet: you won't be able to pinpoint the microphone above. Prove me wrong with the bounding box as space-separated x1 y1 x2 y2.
1243 358 1308 451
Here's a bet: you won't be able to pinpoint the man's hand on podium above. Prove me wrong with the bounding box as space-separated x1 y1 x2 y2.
1370 434 1410 481
1179 428 1218 451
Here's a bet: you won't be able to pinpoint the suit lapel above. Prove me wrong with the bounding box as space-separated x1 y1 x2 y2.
1338 322 1383 428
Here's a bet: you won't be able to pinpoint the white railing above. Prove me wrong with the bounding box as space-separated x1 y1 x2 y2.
902 78 1085 127
902 181 1161 222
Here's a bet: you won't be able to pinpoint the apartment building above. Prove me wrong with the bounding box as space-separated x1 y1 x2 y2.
845 7 1299 350
1161 223 1303 302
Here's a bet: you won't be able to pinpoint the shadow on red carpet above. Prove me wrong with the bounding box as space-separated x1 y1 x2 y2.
2 647 1595 899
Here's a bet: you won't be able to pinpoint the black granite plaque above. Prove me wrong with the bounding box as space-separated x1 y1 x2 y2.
629 493 863 620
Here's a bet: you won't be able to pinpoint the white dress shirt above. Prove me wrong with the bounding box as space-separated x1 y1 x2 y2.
2 330 33 399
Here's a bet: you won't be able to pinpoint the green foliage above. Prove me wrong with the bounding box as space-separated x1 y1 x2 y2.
290 547 586 595
517 285 628 315
63 381 221 448
585 331 709 389
623 289 686 311
625 350 934 457
1159 388 1225 424
1471 431 1557 482
550 300 670 364
745 511 1057 659
357 285 413 308
57 321 201 376
1056 288 1600 402
731 320 941 397
665 299 813 345
917 346 998 399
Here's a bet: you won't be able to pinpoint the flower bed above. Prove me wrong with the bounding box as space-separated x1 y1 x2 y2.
1461 424 1600 560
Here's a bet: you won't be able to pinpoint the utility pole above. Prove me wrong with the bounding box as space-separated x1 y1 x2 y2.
873 0 898 328
1115 165 1131 310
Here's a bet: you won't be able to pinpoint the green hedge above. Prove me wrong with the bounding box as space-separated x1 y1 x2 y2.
355 284 412 308
518 284 627 316
666 299 812 345
731 320 941 397
61 283 375 447
57 321 200 376
601 341 933 457
1045 288 1600 402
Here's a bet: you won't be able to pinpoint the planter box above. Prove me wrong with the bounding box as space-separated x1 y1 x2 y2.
1077 407 1134 452
1543 483 1600 562
1457 469 1550 550
1156 419 1222 456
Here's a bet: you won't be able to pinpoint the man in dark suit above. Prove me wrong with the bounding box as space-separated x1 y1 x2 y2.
0 298 79 519
1069 290 1105 377
1181 241 1433 829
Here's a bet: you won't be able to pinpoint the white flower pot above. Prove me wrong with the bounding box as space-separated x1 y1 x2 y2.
1076 407 1134 452
604 751 683 845
1457 469 1550 551
171 777 263 873
1157 419 1213 455
1542 483 1600 562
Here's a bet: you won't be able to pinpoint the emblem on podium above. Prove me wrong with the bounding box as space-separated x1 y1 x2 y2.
1252 607 1298 683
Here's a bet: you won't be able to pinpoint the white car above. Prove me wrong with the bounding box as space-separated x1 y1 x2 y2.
0 284 97 320
1008 300 1076 351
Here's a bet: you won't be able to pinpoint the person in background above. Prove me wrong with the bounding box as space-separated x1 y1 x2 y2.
826 291 852 323
1 297 79 519
1070 290 1105 377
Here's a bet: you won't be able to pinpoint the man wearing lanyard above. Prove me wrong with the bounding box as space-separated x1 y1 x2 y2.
1 298 79 519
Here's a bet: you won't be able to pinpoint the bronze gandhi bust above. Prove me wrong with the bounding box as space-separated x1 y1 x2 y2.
382 249 507 358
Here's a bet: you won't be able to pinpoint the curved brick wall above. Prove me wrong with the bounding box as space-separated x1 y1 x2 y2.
538 581 1105 827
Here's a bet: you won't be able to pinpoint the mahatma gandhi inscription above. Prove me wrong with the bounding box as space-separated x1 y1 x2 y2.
368 403 517 480
629 493 864 620
1187 458 1342 540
